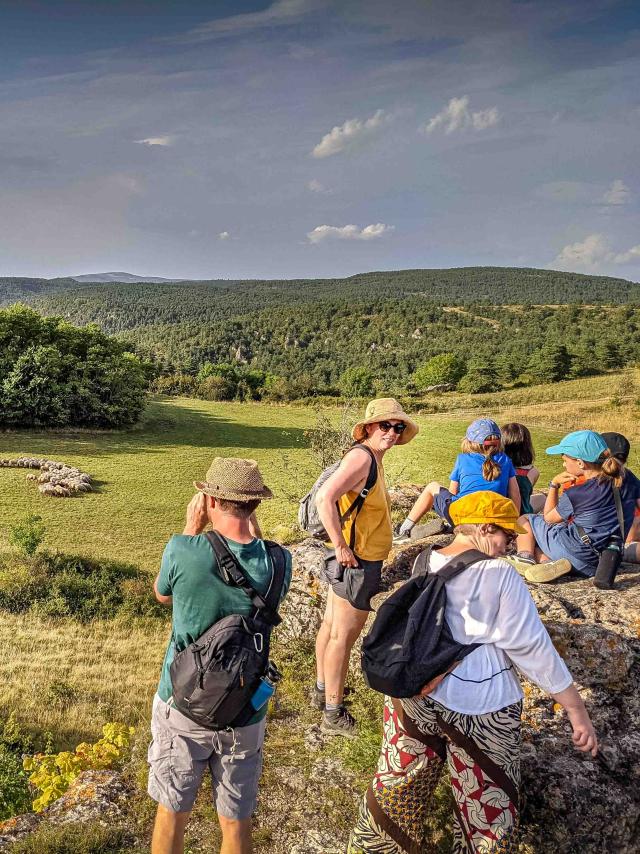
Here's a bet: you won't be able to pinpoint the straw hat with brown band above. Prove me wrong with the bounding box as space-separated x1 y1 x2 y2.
351 398 419 446
194 457 274 501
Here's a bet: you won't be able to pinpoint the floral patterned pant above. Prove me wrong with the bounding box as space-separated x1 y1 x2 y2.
348 696 522 854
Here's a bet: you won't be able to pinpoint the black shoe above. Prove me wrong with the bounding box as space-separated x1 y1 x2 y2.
321 705 357 738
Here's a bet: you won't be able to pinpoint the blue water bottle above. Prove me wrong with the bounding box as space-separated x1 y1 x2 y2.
250 676 276 710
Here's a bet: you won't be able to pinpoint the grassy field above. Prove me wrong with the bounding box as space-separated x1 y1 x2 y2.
0 376 637 848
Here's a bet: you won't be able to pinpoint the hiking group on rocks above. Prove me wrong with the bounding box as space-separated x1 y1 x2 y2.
147 398 639 853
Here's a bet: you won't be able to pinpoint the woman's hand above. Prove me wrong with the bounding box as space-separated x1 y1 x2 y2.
335 543 359 567
551 684 598 757
566 707 598 756
415 662 460 698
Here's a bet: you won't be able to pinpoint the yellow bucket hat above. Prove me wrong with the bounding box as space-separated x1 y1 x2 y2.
194 457 273 501
448 491 527 533
351 398 419 446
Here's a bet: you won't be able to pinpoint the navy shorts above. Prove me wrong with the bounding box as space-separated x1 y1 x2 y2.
432 487 455 526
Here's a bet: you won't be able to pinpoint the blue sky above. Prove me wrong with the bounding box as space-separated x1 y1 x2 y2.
0 0 638 280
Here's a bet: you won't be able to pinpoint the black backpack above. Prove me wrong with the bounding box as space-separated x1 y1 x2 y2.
361 547 486 698
169 531 287 729
298 444 377 546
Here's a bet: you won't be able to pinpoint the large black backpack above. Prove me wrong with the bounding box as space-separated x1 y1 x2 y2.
169 532 287 729
361 547 486 698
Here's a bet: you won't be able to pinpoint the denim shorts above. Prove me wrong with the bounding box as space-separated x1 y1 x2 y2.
147 694 266 818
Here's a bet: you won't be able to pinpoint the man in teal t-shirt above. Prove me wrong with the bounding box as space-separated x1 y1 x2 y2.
148 458 292 854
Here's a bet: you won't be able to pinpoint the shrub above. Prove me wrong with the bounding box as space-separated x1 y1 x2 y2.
339 366 375 397
412 353 466 390
9 514 46 557
23 723 134 812
0 552 165 622
0 714 35 821
303 403 356 470
9 823 133 854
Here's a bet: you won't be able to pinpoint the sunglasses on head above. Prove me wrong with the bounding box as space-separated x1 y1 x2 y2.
377 420 407 435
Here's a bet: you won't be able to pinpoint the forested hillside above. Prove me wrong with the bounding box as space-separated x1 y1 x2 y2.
0 267 638 398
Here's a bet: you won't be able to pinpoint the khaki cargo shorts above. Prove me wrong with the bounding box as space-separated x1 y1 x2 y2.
147 694 266 819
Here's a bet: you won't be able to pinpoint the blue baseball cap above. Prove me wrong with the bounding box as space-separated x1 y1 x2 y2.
466 418 501 444
545 430 608 462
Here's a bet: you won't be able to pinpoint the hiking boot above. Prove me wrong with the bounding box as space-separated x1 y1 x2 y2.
321 705 357 738
310 685 352 710
524 559 572 584
309 684 325 710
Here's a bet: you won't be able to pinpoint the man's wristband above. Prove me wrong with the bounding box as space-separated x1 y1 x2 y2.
548 481 560 490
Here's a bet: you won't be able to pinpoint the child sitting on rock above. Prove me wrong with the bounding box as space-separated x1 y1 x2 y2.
397 418 521 539
602 431 640 562
507 430 640 583
501 422 540 514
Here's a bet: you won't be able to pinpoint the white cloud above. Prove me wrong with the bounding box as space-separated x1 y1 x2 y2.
307 179 330 194
172 0 324 42
307 223 394 243
218 231 230 240
612 245 640 264
134 136 173 147
602 179 630 206
553 233 610 269
311 109 391 158
554 233 640 269
422 96 500 135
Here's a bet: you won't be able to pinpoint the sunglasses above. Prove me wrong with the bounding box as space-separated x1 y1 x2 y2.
377 420 407 435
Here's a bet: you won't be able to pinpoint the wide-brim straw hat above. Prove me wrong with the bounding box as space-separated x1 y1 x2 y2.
194 457 273 501
351 398 419 446
448 491 527 533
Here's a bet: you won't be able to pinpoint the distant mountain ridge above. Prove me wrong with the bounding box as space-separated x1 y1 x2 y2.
71 271 179 284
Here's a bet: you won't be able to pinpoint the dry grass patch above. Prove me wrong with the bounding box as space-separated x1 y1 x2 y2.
0 613 169 749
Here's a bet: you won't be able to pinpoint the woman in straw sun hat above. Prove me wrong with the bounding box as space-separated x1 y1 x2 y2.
313 398 418 737
349 491 597 854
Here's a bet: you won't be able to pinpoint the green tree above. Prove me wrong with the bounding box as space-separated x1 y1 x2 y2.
526 345 572 384
339 366 375 397
412 353 466 390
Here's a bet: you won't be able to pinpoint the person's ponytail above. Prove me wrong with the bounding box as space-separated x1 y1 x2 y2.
598 454 624 488
482 446 501 482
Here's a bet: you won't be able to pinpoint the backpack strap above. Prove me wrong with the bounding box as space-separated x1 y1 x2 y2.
434 548 488 582
204 531 282 626
338 444 378 550
264 540 288 614
411 545 433 576
612 485 625 539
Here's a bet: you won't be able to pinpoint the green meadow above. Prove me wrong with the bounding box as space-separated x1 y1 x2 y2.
0 395 565 571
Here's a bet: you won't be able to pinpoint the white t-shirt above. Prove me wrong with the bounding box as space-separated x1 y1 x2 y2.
425 550 573 715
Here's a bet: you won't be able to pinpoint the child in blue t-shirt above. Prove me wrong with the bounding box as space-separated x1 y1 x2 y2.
509 429 640 582
397 418 520 536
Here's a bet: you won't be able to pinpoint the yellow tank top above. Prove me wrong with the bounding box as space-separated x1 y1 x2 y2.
337 457 392 561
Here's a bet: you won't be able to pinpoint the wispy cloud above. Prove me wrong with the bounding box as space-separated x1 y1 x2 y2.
170 0 325 43
307 223 394 243
134 136 174 147
421 96 500 135
554 233 640 270
601 179 630 206
218 231 230 240
307 179 331 194
312 109 391 158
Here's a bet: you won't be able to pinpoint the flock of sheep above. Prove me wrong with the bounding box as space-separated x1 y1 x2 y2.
0 457 93 497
